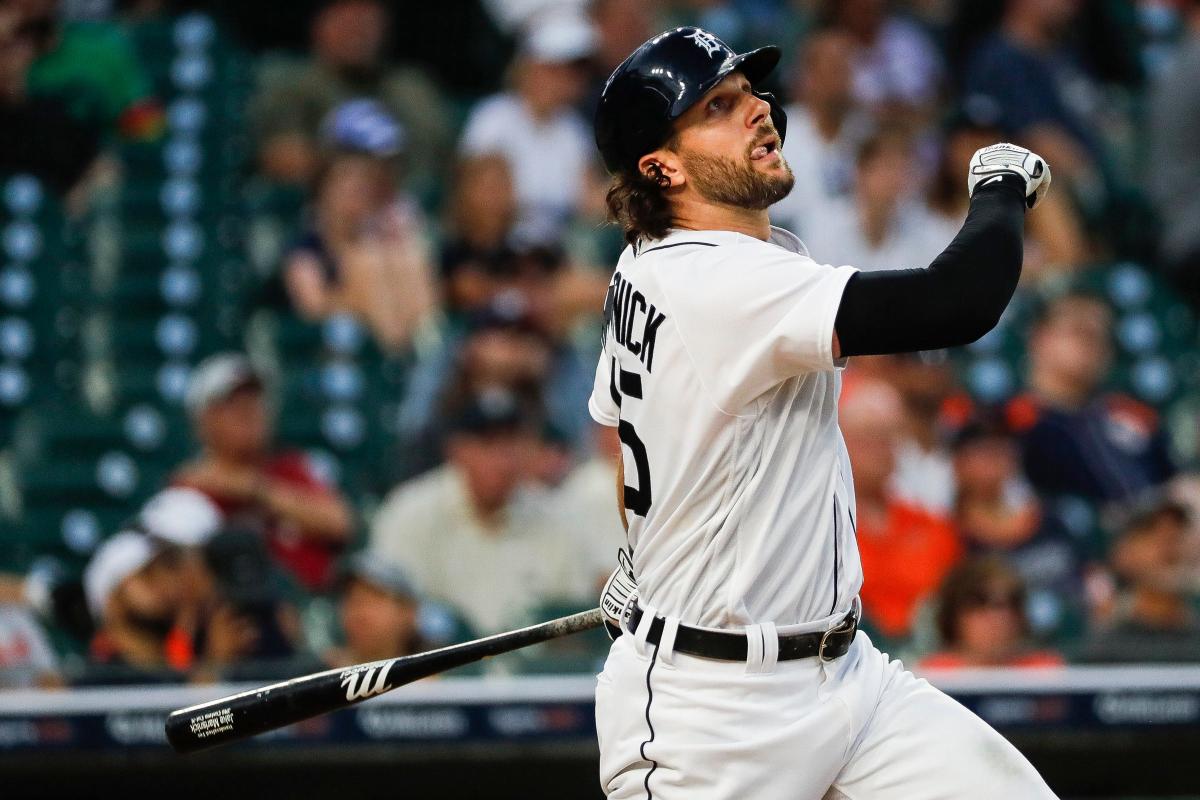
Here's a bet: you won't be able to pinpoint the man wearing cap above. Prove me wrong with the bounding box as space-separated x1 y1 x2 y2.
173 353 353 592
137 487 267 679
81 531 188 682
459 11 600 244
283 98 437 353
394 293 595 481
371 389 590 639
1083 495 1200 663
588 25 1055 800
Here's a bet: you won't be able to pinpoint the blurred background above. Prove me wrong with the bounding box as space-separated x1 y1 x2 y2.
0 0 1198 797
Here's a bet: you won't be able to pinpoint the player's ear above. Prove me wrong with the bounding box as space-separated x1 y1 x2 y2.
638 151 683 190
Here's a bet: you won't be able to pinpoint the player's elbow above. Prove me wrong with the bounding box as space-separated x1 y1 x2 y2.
940 301 1007 349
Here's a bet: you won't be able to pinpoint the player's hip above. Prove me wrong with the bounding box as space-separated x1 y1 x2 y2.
595 631 862 799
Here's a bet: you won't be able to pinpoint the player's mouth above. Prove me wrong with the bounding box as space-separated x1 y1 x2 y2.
750 135 781 162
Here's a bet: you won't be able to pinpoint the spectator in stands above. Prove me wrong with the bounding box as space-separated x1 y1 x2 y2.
18 0 162 142
1147 0 1200 308
951 416 1089 640
1083 495 1200 663
919 556 1064 670
802 127 949 272
842 379 961 641
439 151 609 328
926 99 1087 282
885 351 960 516
1010 290 1176 503
81 531 189 682
137 486 223 648
323 552 425 668
820 0 943 117
371 390 590 637
953 417 1042 553
194 528 311 681
396 287 595 480
249 0 451 193
173 353 353 592
459 10 599 244
395 300 554 481
0 5 99 197
283 99 437 354
964 0 1102 186
145 485 313 680
770 29 870 239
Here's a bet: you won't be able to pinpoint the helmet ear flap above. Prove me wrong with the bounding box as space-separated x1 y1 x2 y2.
754 90 788 146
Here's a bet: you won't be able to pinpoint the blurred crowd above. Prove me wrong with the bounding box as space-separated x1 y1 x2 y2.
1 0 1200 688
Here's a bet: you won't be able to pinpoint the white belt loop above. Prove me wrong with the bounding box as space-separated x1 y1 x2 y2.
759 621 779 673
657 617 680 666
744 623 765 674
744 622 780 674
632 604 656 657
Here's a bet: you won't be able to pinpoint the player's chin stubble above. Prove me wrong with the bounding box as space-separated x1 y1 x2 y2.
681 146 795 210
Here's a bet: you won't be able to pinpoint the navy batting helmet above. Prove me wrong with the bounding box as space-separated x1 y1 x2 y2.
594 27 788 176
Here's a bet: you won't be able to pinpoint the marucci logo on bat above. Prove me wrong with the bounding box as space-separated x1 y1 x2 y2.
340 661 395 702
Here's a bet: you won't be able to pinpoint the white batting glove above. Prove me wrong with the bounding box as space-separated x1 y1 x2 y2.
967 143 1051 210
600 548 637 640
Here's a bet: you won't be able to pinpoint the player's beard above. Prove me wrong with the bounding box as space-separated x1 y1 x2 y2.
680 142 795 210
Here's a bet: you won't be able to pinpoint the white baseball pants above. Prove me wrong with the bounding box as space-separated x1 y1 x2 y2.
595 613 1058 799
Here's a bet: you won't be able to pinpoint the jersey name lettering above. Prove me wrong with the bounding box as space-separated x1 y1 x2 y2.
606 272 668 373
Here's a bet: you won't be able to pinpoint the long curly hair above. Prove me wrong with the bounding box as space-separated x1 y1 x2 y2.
604 154 676 246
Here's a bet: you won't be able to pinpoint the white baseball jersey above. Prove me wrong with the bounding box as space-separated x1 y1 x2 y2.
588 226 863 629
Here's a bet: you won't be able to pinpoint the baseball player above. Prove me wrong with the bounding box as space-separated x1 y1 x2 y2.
589 28 1057 800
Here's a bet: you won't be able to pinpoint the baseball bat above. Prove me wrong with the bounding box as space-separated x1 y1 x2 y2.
165 607 604 754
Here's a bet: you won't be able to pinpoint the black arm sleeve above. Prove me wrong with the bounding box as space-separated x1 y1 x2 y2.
833 173 1027 357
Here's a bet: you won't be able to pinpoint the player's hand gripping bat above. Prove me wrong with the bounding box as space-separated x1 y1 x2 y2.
165 607 604 754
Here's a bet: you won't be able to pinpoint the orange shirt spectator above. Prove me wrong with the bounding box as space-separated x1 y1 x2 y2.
856 500 962 639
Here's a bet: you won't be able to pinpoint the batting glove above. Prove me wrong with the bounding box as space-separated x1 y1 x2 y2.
600 548 637 640
967 143 1051 210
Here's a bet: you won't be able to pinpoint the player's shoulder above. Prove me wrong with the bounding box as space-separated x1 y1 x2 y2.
623 228 828 318
632 226 813 269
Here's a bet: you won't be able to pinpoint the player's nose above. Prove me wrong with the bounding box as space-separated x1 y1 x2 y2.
745 92 770 130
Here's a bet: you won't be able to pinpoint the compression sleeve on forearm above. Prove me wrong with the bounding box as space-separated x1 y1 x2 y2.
833 173 1027 357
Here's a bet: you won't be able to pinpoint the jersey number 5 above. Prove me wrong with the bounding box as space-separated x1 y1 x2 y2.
610 357 652 517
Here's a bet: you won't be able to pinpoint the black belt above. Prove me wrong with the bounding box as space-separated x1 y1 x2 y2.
627 605 858 663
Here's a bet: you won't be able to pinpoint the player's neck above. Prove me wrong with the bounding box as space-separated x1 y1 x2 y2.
671 200 772 241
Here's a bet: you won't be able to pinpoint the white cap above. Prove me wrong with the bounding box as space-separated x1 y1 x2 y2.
140 487 223 548
84 531 159 621
521 11 596 63
184 352 263 417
